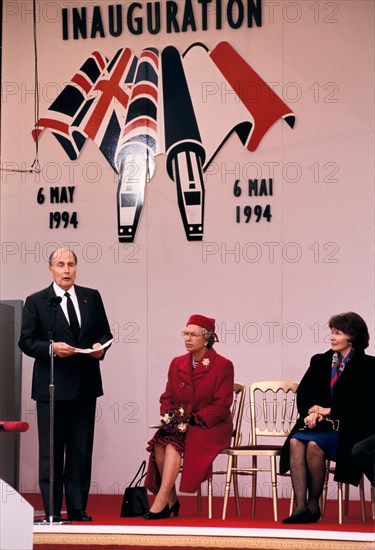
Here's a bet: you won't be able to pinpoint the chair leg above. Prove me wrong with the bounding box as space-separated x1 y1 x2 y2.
339 479 366 523
289 487 294 516
197 484 202 516
270 455 278 522
321 460 330 518
232 456 241 516
321 463 366 524
251 456 257 518
344 483 349 516
359 475 366 522
338 482 343 524
222 455 233 520
207 477 212 519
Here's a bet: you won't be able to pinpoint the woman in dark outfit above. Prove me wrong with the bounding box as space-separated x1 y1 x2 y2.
280 312 374 524
144 314 234 519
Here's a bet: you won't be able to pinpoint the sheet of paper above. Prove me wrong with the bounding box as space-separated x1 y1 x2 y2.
74 338 113 354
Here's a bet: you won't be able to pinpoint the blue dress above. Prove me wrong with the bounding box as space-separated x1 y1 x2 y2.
292 431 339 461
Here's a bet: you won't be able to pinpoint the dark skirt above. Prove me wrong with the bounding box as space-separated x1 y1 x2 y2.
146 428 186 458
291 431 339 461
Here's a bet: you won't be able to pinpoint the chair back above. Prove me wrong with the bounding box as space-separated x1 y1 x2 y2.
231 382 246 446
248 380 299 444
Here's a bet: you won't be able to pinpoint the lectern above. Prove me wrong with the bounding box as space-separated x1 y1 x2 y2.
0 422 33 549
0 479 33 550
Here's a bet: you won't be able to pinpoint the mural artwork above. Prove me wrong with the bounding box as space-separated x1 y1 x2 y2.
33 41 295 241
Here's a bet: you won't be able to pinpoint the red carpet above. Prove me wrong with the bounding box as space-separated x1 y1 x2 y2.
34 548 248 550
25 491 374 531
27 492 374 549
33 547 292 550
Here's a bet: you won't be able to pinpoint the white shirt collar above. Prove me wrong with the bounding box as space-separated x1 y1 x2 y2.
53 282 76 299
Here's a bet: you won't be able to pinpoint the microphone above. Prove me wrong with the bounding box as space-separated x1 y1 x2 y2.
48 296 62 308
0 421 29 432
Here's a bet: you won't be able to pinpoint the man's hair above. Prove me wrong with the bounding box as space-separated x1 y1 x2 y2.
48 249 78 266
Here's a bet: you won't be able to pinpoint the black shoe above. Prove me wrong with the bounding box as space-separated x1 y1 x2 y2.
282 510 312 524
309 509 321 523
67 510 93 522
35 514 63 524
169 499 180 517
143 503 169 520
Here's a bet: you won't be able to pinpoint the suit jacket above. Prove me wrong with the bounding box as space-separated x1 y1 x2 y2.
145 347 234 493
19 283 112 401
280 349 375 485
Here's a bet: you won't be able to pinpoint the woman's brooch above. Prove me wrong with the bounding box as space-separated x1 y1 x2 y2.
202 358 210 367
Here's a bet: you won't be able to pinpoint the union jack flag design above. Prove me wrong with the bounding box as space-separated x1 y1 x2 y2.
77 47 138 171
33 49 137 170
32 51 107 160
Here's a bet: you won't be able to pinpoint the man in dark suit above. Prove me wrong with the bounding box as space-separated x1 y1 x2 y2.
351 433 375 486
19 248 112 522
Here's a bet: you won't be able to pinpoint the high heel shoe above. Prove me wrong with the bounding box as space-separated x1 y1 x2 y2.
281 509 312 524
143 503 169 520
169 499 180 517
281 508 321 524
309 509 321 523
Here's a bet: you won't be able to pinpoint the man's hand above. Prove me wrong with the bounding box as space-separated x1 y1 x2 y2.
89 343 104 359
53 342 77 357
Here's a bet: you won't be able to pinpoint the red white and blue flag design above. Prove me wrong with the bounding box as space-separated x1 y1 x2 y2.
33 41 295 241
115 47 160 242
32 51 108 161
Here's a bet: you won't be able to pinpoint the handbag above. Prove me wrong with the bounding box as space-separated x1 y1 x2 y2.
298 416 340 432
120 460 149 517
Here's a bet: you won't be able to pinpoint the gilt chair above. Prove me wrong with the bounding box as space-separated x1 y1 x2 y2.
322 461 367 524
196 382 246 518
221 380 299 521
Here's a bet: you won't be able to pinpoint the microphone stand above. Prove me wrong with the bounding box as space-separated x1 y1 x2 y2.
48 328 55 526
35 298 70 525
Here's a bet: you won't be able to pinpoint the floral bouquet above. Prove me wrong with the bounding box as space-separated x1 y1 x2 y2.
160 405 191 433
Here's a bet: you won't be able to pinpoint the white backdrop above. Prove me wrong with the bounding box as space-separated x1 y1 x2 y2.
1 1 374 502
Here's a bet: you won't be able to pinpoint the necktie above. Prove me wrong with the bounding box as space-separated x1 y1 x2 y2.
65 292 80 340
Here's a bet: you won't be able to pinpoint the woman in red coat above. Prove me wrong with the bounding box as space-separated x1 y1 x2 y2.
144 314 234 519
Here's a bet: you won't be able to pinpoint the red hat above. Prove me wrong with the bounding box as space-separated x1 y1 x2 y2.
186 314 219 342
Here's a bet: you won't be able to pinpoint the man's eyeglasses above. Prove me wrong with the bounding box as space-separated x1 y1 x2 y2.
181 331 204 339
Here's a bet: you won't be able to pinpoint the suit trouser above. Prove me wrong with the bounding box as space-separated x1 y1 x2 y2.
351 434 375 486
37 397 97 516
